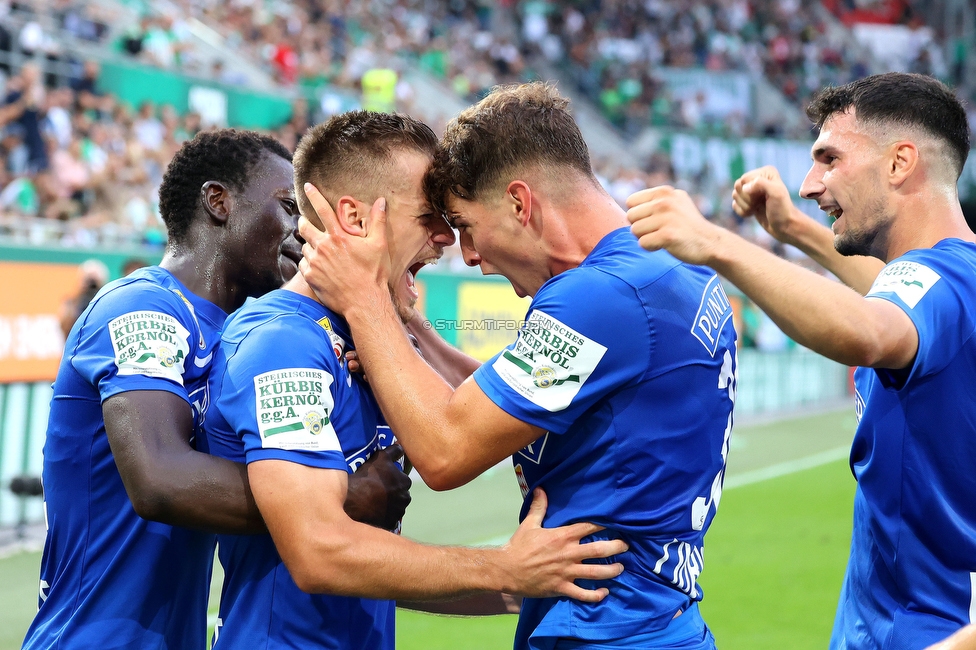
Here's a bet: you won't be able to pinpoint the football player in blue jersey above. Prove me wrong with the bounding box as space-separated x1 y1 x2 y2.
297 84 737 649
628 72 976 649
203 110 629 650
23 129 411 650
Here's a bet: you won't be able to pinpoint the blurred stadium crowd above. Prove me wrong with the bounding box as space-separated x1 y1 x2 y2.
1 0 973 350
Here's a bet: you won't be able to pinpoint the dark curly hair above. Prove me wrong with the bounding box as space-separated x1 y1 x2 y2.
158 129 292 246
423 82 594 218
806 73 970 178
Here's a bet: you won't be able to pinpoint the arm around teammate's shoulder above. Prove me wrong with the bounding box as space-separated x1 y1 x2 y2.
104 390 264 533
75 283 265 533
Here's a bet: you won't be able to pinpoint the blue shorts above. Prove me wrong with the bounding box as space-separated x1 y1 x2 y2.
551 603 716 650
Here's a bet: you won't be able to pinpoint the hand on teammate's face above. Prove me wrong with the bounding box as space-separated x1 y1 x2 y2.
298 182 392 318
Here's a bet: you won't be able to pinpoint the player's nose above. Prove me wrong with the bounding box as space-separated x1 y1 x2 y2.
429 215 456 247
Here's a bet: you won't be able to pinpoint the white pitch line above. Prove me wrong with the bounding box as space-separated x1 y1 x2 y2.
723 445 851 490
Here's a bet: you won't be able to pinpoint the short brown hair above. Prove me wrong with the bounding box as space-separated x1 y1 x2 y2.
424 82 594 216
293 111 437 219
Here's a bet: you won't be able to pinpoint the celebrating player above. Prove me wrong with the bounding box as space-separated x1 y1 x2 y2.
202 111 628 649
23 130 410 650
627 72 976 649
298 84 736 649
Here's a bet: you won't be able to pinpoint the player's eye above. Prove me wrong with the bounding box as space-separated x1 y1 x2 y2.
281 199 298 216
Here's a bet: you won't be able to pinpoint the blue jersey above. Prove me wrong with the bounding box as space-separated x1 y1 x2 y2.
832 239 976 650
202 289 394 650
473 228 737 648
24 266 224 650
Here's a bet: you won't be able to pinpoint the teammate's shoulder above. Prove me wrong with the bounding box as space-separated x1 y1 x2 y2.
878 240 976 285
84 266 190 321
223 290 332 344
544 228 708 298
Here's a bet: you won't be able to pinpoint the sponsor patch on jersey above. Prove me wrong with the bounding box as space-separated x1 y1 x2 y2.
691 275 733 357
867 261 941 309
491 309 606 412
253 368 341 452
109 311 191 384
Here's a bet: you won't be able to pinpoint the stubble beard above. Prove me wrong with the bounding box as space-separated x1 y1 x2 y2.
833 196 890 260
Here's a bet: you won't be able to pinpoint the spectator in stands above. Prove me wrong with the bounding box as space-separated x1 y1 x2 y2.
132 100 164 152
3 62 48 172
70 60 110 117
58 258 109 338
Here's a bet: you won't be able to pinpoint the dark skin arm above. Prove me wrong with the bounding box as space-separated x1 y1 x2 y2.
105 391 411 534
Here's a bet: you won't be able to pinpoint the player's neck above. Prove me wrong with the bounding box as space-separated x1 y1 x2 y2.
282 272 322 305
158 249 238 312
884 194 974 261
547 186 630 275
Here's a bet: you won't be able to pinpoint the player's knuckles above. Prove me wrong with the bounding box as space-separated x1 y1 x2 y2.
625 187 659 208
625 202 655 223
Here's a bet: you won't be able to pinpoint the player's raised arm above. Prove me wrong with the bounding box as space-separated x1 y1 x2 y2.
626 185 919 370
731 165 884 294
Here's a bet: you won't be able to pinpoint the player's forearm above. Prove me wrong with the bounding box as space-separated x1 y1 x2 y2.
707 229 899 366
397 593 521 615
345 299 486 487
105 393 266 533
787 214 884 294
405 316 481 388
139 451 266 534
286 518 510 599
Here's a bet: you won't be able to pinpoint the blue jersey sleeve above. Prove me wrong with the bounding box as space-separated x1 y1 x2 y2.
69 280 198 404
865 248 975 386
473 268 652 434
215 315 349 472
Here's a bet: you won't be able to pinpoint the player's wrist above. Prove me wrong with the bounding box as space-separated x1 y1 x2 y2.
344 288 395 325
486 546 519 595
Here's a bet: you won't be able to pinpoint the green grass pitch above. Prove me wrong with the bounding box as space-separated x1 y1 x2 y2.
0 409 856 649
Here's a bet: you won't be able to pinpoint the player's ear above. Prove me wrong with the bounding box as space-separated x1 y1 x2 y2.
506 180 533 228
333 195 368 237
889 141 918 188
201 181 232 224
